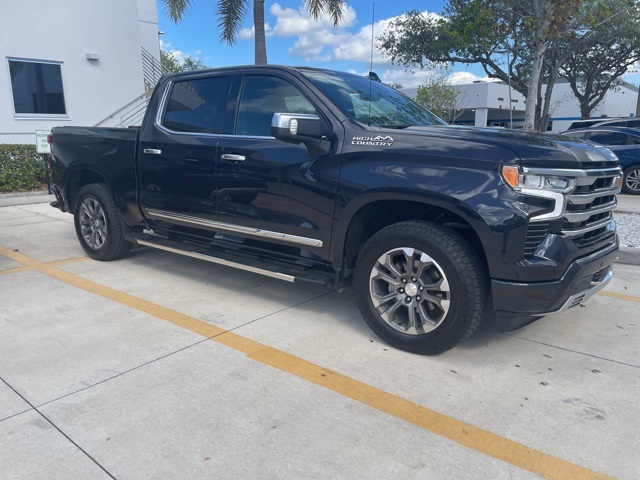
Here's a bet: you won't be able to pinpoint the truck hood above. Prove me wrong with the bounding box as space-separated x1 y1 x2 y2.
401 125 619 169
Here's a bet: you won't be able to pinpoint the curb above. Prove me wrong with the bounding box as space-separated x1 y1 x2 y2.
0 190 50 199
617 247 640 266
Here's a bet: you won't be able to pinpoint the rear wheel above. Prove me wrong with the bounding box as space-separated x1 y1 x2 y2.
622 166 640 195
354 221 488 354
74 183 132 260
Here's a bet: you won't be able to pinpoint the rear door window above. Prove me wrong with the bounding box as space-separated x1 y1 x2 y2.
163 76 232 134
588 132 630 146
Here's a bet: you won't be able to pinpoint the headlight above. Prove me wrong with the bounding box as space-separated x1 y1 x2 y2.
501 166 576 193
501 165 578 221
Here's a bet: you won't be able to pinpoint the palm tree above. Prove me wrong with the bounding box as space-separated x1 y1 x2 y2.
160 0 347 65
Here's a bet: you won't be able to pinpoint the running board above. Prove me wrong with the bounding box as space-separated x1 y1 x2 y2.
129 233 333 287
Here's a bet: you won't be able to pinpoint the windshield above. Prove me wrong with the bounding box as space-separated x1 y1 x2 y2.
302 70 446 128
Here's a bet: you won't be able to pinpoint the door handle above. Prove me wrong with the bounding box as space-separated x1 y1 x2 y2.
221 154 245 162
143 148 162 155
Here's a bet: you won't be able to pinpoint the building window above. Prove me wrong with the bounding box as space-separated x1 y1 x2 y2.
8 59 67 115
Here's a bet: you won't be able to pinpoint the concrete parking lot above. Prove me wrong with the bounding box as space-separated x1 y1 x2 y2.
1 199 639 480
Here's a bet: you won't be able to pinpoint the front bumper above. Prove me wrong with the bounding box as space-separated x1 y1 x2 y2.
491 240 618 332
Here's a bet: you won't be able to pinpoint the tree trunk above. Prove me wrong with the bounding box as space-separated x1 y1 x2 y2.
253 0 267 65
523 41 547 132
522 0 553 132
539 63 559 132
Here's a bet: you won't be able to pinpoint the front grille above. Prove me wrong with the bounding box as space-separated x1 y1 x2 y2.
524 167 620 257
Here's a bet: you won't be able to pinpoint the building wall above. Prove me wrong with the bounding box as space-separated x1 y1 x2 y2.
403 79 639 133
0 0 160 144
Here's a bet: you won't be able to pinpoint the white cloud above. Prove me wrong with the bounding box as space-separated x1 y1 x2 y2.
271 3 356 37
269 3 357 61
379 69 426 88
269 7 442 68
160 39 207 64
333 17 395 64
160 40 186 62
238 23 273 40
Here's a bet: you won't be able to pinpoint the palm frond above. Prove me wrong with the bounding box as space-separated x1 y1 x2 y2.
160 0 194 23
304 0 347 26
217 0 250 45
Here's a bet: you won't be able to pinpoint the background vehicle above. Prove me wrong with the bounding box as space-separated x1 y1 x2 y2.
48 66 621 354
567 117 640 130
562 126 640 194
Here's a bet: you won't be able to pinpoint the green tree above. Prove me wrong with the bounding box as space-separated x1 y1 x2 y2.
378 0 632 132
160 0 347 65
415 70 465 123
161 49 207 73
559 0 640 118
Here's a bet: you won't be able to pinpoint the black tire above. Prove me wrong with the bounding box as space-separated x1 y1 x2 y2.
354 220 488 354
622 165 640 195
74 183 132 261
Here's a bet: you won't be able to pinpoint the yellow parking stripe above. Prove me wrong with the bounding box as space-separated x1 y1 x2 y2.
0 266 32 275
0 245 616 480
597 290 640 303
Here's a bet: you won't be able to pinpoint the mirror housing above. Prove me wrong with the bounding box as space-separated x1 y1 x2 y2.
271 113 324 144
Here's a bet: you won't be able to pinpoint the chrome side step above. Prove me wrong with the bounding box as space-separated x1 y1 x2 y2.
136 238 295 283
128 233 333 287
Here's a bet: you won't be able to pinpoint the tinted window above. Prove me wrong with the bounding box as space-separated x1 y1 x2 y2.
588 132 629 146
624 119 640 129
163 76 231 133
9 59 66 114
564 132 590 140
304 70 447 128
236 76 316 136
602 120 626 127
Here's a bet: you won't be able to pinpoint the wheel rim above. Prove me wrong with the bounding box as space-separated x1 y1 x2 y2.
79 197 107 249
625 168 640 192
369 247 451 335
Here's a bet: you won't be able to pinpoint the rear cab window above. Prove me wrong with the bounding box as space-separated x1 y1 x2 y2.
162 76 232 134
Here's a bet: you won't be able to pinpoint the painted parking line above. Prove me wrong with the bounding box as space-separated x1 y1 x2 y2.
0 255 89 275
0 245 619 480
597 290 640 303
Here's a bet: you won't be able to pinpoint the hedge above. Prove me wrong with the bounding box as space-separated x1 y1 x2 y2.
0 144 48 193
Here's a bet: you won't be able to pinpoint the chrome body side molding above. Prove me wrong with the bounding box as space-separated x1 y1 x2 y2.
146 209 323 248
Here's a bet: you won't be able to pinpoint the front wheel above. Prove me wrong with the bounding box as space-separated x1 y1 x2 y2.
622 166 640 195
74 183 132 261
354 221 488 354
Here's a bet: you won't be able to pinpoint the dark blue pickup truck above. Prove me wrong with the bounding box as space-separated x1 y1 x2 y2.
48 66 621 353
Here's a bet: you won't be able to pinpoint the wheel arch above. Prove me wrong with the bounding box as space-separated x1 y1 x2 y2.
335 193 490 283
65 168 109 213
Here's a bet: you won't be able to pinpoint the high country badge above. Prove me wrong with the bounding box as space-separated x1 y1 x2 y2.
352 135 394 147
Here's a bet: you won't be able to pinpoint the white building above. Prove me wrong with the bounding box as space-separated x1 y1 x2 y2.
403 78 639 133
0 0 162 145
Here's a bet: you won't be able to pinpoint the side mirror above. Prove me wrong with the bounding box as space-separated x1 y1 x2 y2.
271 113 324 144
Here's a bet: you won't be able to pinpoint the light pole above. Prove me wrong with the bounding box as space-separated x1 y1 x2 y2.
507 40 513 129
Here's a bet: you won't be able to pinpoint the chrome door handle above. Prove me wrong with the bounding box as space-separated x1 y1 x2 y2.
143 148 162 155
221 154 245 162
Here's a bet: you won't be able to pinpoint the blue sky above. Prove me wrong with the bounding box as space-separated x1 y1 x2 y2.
156 0 640 88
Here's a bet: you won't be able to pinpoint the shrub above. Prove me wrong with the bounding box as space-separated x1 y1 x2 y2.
0 144 47 193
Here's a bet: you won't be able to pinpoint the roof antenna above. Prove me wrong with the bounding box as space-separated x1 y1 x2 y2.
369 2 375 74
368 2 375 126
